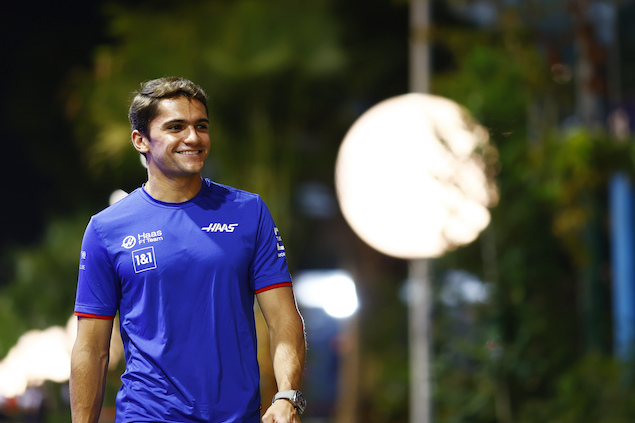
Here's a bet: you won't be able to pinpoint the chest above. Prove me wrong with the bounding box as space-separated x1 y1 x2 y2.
109 207 256 287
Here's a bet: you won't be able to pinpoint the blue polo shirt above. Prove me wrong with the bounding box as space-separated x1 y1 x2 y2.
74 179 292 422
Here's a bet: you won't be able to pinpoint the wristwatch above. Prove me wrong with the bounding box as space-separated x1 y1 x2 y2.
272 390 306 414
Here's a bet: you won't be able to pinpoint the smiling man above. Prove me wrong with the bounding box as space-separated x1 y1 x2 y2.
70 77 306 423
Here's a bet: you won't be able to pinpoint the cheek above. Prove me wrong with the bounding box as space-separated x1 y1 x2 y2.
202 136 211 149
162 139 180 151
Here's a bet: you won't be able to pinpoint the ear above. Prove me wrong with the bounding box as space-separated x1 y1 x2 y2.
132 130 150 154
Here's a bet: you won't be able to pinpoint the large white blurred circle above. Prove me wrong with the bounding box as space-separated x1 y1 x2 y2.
335 93 496 259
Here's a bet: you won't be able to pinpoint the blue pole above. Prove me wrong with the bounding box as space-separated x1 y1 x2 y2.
609 172 635 359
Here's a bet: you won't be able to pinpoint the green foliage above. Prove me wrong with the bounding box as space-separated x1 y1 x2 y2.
529 128 635 265
430 10 635 423
68 0 346 228
432 124 635 422
433 24 543 129
356 256 410 423
5 2 635 423
517 354 635 423
433 300 499 423
0 213 90 358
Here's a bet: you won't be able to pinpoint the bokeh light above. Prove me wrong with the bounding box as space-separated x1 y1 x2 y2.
335 93 497 259
294 270 359 319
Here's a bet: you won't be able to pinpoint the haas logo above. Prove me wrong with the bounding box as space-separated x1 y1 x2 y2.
201 223 239 233
122 236 136 249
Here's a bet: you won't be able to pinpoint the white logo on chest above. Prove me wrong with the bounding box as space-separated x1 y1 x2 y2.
201 223 239 233
122 236 136 249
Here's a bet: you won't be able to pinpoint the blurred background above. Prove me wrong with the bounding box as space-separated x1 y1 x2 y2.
2 0 635 422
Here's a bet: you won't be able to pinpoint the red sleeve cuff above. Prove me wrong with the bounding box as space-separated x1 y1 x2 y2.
255 282 292 294
75 312 115 320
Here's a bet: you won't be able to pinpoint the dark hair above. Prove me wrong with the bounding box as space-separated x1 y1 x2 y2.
128 77 208 137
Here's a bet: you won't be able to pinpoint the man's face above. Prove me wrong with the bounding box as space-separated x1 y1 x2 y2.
135 96 210 181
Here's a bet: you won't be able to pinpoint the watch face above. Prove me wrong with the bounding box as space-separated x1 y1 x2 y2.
294 391 306 412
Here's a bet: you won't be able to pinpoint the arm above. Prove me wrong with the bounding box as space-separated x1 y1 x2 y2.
257 287 306 423
70 317 114 423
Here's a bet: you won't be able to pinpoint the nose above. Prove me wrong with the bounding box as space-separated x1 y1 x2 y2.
184 125 199 143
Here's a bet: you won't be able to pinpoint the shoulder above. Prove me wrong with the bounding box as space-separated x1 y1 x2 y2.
202 179 264 207
91 188 146 226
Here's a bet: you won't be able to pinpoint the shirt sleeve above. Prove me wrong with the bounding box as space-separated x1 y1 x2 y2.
74 217 119 318
250 197 293 293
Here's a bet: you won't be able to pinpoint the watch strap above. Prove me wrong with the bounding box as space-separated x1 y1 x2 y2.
272 390 306 414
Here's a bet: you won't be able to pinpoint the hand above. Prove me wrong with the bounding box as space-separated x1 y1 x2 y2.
261 399 302 423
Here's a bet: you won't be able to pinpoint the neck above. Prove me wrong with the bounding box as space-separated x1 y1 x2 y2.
143 173 203 203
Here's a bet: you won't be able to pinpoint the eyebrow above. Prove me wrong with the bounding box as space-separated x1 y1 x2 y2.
162 118 210 127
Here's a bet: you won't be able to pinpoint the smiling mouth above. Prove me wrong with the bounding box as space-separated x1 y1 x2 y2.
177 150 203 155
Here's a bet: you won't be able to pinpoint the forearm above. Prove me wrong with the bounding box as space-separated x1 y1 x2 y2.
70 341 110 423
258 288 306 422
269 313 306 390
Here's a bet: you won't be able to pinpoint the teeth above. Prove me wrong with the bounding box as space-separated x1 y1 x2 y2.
178 151 200 155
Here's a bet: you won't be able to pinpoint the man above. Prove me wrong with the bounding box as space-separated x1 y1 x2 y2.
70 77 306 423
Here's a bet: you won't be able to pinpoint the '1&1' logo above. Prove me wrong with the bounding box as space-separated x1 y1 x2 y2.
132 247 157 273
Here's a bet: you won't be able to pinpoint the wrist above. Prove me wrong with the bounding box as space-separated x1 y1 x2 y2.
272 390 306 415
